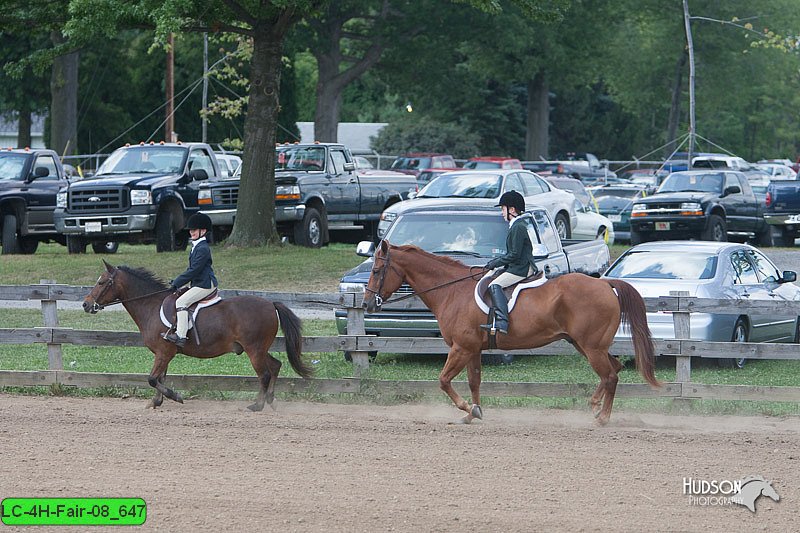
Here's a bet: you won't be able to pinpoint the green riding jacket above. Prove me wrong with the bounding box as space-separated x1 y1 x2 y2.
485 212 539 277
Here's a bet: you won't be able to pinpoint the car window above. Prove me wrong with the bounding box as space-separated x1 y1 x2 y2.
724 173 741 193
747 250 781 282
520 172 546 195
417 173 502 199
330 149 349 174
531 209 559 253
606 251 718 280
0 154 27 181
504 173 524 195
659 172 724 193
731 251 760 285
384 212 507 257
33 154 58 180
188 149 217 178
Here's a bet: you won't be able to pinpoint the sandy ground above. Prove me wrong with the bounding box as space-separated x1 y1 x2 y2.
0 394 798 532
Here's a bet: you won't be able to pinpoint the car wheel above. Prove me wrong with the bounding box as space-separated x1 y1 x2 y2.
702 215 727 242
595 226 607 240
630 228 646 245
794 317 800 343
294 207 324 248
19 238 39 254
343 351 378 363
719 318 747 369
91 241 119 254
66 235 87 254
779 228 797 247
156 210 177 252
1 213 20 254
554 213 571 239
756 224 775 247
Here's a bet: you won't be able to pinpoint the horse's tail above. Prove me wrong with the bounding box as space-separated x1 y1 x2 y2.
606 279 661 388
274 301 314 378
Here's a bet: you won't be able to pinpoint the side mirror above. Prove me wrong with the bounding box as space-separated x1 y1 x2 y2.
28 166 49 181
343 162 356 172
190 168 209 181
356 241 375 257
724 185 741 196
781 270 797 283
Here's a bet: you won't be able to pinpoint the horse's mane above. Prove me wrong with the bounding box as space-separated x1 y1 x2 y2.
117 265 169 293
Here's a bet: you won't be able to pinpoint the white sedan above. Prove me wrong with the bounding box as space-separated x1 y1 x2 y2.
378 169 577 240
571 201 615 244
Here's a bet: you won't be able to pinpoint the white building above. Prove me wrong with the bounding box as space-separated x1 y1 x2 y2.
0 114 45 149
296 122 387 154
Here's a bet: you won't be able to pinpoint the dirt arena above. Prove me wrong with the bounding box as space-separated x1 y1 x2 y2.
1 394 798 532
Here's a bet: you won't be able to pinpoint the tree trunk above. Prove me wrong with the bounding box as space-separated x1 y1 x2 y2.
314 55 342 142
227 24 286 247
525 73 549 160
665 50 687 157
49 31 78 156
17 106 32 149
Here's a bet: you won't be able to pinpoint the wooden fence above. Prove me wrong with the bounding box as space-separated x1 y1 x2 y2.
1 283 799 403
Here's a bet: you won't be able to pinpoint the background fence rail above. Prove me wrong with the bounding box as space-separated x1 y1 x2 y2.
1 284 799 403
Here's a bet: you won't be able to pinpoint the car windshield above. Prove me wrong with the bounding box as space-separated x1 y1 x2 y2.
96 147 187 175
658 172 724 193
592 188 642 199
391 157 431 170
276 146 326 171
0 153 28 181
384 212 508 257
606 251 718 280
417 173 502 199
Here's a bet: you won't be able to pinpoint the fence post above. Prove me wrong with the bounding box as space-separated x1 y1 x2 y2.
343 292 370 375
40 279 63 370
670 290 691 385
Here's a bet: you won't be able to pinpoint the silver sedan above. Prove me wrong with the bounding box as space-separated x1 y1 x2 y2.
603 241 800 367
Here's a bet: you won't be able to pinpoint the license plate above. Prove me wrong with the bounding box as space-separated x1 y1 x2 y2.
85 221 102 233
655 222 671 231
609 214 622 222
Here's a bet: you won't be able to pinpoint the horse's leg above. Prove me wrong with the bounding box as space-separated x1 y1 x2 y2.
585 349 620 426
438 345 475 424
245 348 281 412
573 344 606 417
465 353 483 421
148 371 166 409
146 352 181 407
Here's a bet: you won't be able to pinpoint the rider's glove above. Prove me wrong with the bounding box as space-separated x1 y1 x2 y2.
485 259 500 270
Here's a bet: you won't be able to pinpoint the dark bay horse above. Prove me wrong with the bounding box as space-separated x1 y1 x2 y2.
83 261 313 411
364 241 661 425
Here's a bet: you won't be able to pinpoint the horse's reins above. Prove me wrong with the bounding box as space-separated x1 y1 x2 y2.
364 249 488 306
87 269 173 312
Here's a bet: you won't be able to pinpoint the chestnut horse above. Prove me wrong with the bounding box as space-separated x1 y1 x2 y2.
83 261 313 411
364 242 661 425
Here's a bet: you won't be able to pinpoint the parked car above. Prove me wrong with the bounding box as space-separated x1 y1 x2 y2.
755 162 797 180
389 153 457 177
621 169 669 193
354 156 374 170
377 169 577 240
463 157 522 169
603 241 800 368
628 170 773 246
416 167 461 188
521 161 564 175
763 179 800 246
590 184 648 242
336 205 611 352
215 153 241 178
544 175 614 243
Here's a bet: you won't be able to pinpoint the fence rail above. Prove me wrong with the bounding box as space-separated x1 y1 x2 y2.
2 284 800 404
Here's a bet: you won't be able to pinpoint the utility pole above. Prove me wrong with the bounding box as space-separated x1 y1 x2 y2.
202 33 208 143
165 33 175 142
683 0 696 168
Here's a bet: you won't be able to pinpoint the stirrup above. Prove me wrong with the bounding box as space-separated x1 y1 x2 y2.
480 323 496 333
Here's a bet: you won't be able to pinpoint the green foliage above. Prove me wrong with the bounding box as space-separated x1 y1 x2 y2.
370 116 481 157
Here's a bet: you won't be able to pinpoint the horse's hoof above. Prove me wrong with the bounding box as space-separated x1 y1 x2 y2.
449 415 473 425
246 402 264 412
145 400 159 410
174 393 184 404
470 404 483 420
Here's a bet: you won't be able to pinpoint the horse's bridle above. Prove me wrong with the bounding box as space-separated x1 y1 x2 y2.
87 269 172 312
364 246 488 307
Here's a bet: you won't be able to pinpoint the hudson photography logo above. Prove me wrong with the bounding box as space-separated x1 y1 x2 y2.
683 475 780 512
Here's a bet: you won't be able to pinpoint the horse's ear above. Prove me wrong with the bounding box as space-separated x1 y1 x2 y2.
102 259 115 273
380 239 389 253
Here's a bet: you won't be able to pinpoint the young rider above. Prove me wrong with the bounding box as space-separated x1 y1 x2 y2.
162 213 218 347
481 191 541 334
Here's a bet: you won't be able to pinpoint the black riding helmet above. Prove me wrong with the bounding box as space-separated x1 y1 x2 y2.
185 213 213 232
495 190 525 213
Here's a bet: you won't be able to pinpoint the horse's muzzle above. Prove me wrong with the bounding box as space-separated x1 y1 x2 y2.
364 295 382 314
83 300 102 314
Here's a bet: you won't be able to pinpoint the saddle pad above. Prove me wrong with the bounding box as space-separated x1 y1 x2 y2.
160 296 223 329
474 271 547 315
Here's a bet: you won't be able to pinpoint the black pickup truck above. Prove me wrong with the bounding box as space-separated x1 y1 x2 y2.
198 142 418 247
0 148 69 254
764 179 800 246
54 142 220 253
628 169 773 245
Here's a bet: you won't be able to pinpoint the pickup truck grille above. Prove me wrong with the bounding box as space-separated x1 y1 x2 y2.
397 283 414 294
212 186 238 207
641 202 683 211
69 187 128 212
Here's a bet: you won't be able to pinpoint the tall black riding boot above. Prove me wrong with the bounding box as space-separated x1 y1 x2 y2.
481 284 509 334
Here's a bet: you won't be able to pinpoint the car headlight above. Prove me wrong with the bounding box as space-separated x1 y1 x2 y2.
276 185 300 201
198 189 212 205
680 202 701 210
56 192 67 208
631 203 647 217
338 282 365 293
380 211 397 223
130 190 152 205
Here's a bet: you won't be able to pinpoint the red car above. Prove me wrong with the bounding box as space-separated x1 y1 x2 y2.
389 153 456 177
463 156 523 169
